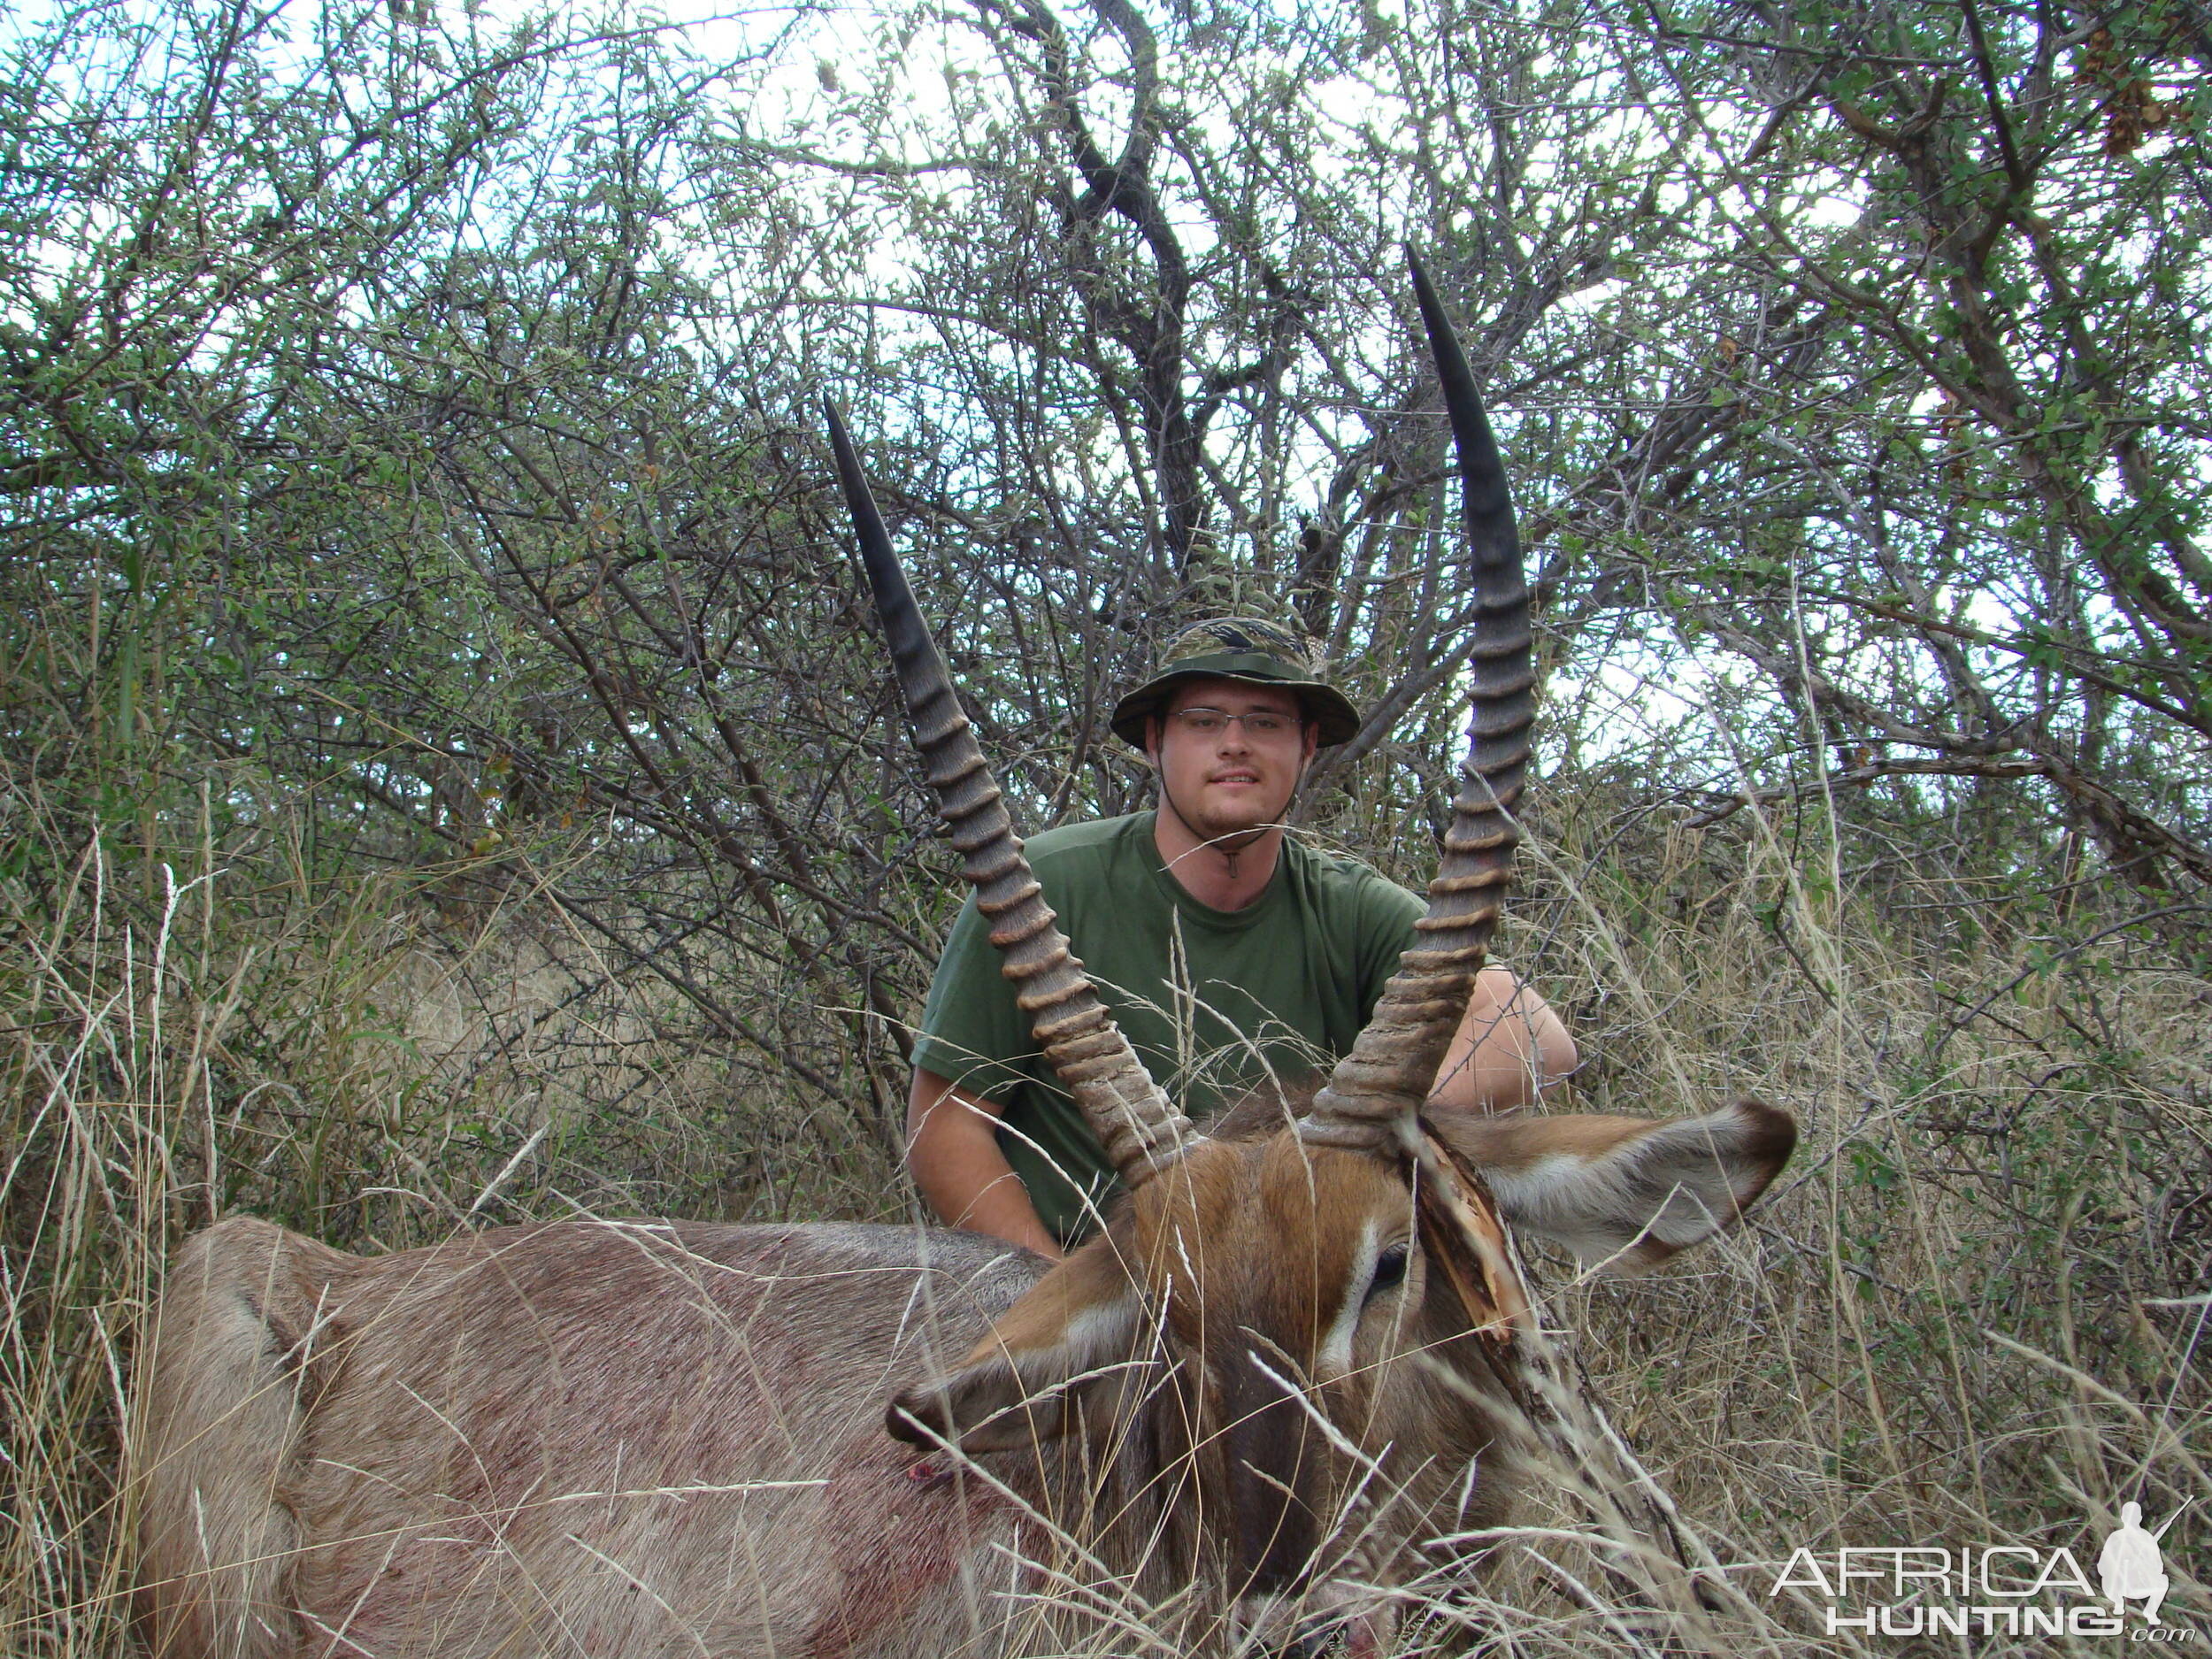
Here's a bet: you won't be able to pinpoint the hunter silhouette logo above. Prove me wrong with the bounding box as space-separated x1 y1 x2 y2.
2101 1502 2177 1624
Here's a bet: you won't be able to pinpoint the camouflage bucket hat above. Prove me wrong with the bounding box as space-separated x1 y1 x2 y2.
1110 617 1363 749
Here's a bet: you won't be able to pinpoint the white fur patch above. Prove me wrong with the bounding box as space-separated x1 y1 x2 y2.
1043 1297 1143 1367
1317 1217 1379 1379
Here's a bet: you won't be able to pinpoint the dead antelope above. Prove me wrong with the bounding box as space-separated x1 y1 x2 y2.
131 256 1794 1659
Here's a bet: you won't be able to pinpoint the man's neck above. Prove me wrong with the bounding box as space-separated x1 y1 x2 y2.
1151 803 1284 911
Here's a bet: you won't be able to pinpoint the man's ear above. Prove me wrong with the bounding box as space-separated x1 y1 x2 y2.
1427 1099 1796 1271
887 1238 1150 1454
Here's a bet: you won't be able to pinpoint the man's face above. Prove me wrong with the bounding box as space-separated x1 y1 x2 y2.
1148 678 1318 846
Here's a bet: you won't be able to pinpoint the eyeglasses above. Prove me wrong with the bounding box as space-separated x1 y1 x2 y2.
1166 707 1303 740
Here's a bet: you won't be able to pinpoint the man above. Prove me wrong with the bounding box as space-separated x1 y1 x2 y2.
907 618 1577 1258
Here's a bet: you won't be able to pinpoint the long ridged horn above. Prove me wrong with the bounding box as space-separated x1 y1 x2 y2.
826 401 1197 1186
1299 251 1533 1151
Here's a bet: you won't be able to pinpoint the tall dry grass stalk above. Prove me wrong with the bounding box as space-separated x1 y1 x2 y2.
3 768 2204 1655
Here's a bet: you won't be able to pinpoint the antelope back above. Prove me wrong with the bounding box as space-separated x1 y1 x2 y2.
133 1216 1055 1659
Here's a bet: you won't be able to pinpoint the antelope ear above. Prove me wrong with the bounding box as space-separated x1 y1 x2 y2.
1432 1099 1796 1271
887 1238 1148 1454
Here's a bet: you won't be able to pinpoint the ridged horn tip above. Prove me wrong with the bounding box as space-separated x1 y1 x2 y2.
1298 251 1530 1146
825 399 913 622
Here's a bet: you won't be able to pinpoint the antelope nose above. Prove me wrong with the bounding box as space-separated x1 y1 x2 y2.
1226 1386 1320 1594
1237 1511 1315 1596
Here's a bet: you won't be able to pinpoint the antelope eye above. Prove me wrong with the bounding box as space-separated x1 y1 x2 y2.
1366 1242 1410 1302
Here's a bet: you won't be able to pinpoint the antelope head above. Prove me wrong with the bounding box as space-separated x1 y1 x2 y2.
827 252 1794 1647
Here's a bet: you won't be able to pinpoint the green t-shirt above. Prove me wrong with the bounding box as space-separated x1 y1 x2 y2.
910 811 1424 1242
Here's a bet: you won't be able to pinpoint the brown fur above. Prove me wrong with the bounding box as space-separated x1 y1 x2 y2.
133 1103 1793 1657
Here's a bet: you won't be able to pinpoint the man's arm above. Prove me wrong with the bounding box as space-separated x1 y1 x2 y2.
1427 964 1578 1113
906 1068 1064 1259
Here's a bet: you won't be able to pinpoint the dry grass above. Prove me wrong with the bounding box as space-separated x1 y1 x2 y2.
3 774 2206 1656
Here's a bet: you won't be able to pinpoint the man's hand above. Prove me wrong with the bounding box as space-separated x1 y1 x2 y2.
906 1069 1064 1260
1428 964 1578 1114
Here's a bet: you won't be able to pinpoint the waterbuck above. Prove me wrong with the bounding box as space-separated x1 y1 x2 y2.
130 257 1795 1659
